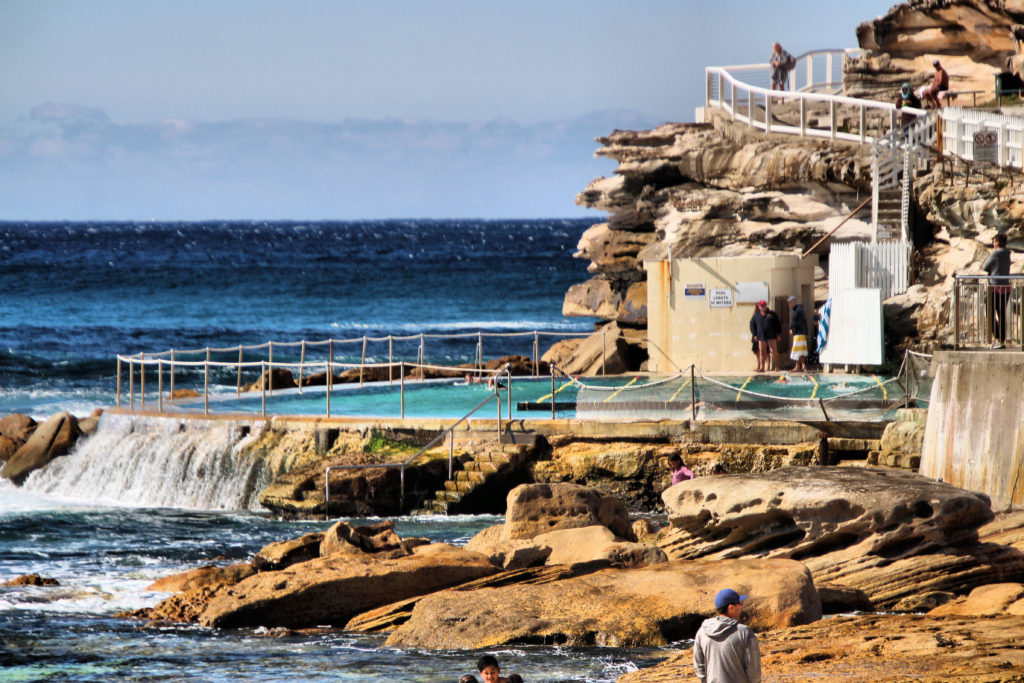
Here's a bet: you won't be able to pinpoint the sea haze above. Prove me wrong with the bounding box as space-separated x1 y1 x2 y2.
0 219 594 417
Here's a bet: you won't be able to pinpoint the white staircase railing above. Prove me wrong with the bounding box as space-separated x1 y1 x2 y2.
705 48 909 145
870 112 935 238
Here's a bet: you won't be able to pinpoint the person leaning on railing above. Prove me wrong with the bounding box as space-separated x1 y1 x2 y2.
983 233 1012 349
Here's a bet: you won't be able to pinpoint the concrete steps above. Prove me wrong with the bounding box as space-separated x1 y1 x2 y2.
414 434 535 515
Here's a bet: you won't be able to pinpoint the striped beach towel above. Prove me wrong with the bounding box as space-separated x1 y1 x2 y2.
816 297 832 354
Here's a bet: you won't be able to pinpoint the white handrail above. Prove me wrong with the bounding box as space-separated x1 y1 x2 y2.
706 48 904 145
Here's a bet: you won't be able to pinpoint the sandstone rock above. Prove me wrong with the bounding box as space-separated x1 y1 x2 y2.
383 558 819 649
148 563 256 593
199 543 497 629
562 277 621 319
660 466 1003 607
465 525 551 569
877 408 927 461
77 416 100 437
530 525 666 568
253 533 324 571
892 590 957 613
1 412 81 485
169 388 202 399
928 582 1024 617
0 435 17 464
0 414 36 442
320 520 413 558
816 583 874 614
503 482 636 541
3 573 59 587
242 368 297 392
541 322 629 376
619 613 1024 682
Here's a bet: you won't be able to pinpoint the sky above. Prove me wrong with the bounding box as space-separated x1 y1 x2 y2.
0 0 897 220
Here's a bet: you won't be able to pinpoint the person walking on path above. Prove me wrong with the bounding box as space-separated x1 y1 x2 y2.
922 59 949 109
787 296 808 372
983 233 1012 349
749 300 782 372
694 588 762 683
769 42 794 91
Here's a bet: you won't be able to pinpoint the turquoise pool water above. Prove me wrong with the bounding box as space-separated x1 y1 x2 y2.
154 373 908 421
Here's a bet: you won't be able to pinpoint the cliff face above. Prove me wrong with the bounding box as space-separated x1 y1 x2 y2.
559 0 1024 367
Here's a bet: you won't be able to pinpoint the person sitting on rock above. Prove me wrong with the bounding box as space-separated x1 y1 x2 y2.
477 655 507 683
922 60 949 109
668 453 694 484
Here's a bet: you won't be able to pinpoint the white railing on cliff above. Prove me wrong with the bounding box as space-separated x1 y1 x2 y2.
940 107 1024 168
704 49 926 144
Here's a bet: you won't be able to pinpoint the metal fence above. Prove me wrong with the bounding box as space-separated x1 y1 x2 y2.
953 275 1024 350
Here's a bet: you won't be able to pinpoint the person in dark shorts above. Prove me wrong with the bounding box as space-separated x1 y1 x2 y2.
749 300 782 372
983 233 1012 348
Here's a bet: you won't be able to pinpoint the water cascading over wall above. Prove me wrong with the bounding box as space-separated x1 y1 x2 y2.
23 414 276 511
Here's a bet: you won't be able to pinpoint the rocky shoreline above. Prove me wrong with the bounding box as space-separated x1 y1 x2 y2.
95 473 1024 681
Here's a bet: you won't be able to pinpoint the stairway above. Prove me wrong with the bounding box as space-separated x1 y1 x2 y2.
415 430 538 515
874 188 902 240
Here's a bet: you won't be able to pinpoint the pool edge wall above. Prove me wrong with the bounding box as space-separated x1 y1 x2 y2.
920 350 1024 511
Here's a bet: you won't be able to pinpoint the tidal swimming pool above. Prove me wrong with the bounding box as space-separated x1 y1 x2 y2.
157 372 912 421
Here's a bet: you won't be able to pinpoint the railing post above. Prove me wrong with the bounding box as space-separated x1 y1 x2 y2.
551 369 556 419
859 105 866 145
388 335 394 383
158 359 163 413
602 329 607 376
953 277 961 350
496 392 502 437
506 367 512 421
533 331 539 377
400 362 405 419
261 361 266 417
204 350 209 416
140 353 145 410
298 340 306 393
169 349 175 396
799 97 806 137
691 364 697 421
236 346 243 398
268 341 274 397
116 357 122 407
327 342 333 418
360 336 367 386
448 431 454 480
129 358 135 412
830 100 837 141
476 332 483 371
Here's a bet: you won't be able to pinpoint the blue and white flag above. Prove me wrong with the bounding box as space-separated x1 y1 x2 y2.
816 297 832 354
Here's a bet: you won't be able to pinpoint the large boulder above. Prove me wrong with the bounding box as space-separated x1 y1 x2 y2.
1 412 80 485
533 525 667 568
502 482 636 541
0 414 36 443
659 466 1014 607
541 322 630 376
253 533 324 571
383 558 819 649
198 543 497 629
148 563 256 593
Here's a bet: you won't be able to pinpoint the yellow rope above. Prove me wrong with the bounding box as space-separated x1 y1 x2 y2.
736 376 753 402
872 374 887 400
809 374 820 400
604 376 640 403
669 376 692 402
536 380 574 404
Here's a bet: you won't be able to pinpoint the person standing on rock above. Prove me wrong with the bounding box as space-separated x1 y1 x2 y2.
983 232 1012 349
787 296 808 372
749 300 781 372
694 588 762 683
769 42 794 91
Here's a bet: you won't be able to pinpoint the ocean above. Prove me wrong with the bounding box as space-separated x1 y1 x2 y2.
0 219 671 681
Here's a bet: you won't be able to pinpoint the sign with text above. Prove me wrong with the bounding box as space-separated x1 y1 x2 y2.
709 288 734 308
684 283 705 300
974 129 998 164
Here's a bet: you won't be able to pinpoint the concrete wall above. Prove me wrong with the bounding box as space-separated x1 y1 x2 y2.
919 351 1024 511
644 254 817 373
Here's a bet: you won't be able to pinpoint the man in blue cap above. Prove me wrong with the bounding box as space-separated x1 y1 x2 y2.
693 588 762 682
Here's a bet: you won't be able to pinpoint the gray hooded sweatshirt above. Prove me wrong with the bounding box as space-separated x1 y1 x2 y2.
693 615 762 683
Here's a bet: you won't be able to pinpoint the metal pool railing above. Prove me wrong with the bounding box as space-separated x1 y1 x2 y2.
953 275 1024 350
114 329 592 416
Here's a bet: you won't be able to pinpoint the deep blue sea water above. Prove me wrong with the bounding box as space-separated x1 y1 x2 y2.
0 220 680 681
0 219 594 417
